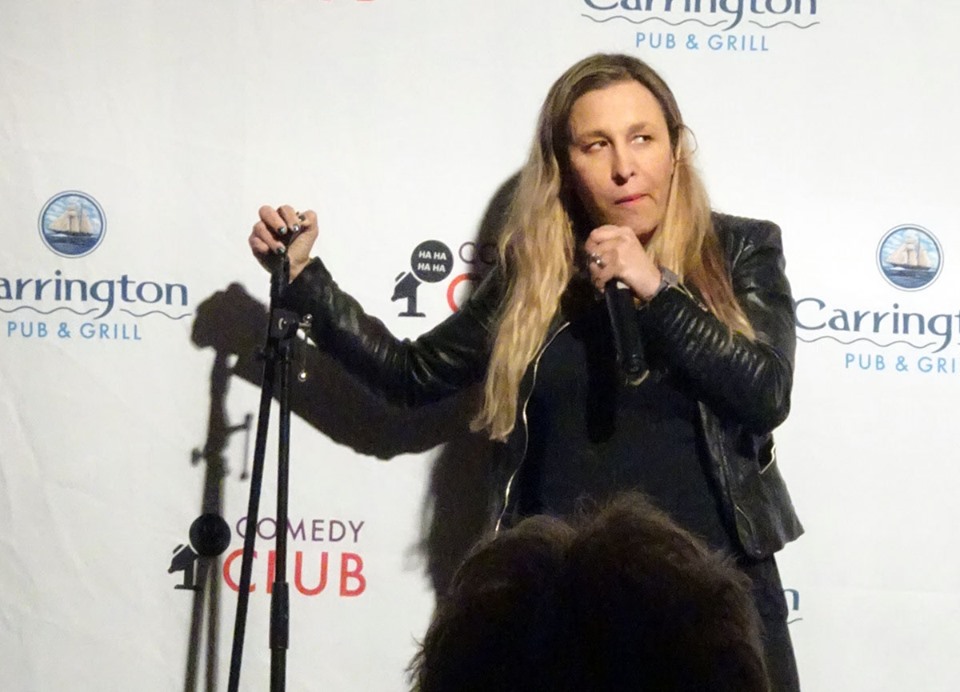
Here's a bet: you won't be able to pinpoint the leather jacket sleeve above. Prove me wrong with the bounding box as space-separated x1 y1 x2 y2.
280 258 502 407
639 215 795 434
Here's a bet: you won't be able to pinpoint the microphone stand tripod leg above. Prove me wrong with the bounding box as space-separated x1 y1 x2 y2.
228 256 301 692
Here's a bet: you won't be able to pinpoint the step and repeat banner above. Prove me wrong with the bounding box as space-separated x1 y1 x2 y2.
2 1 959 690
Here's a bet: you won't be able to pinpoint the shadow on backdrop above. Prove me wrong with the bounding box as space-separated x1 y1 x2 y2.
178 348 251 692
180 174 517 689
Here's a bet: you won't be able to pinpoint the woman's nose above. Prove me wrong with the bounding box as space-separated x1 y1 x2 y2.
611 146 635 183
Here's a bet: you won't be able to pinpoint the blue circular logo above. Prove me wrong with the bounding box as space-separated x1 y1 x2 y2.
38 191 106 257
877 224 942 291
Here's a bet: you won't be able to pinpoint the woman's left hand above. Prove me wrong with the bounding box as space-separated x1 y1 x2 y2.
584 225 662 301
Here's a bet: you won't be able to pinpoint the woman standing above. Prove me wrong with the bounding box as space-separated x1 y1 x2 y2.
250 53 802 689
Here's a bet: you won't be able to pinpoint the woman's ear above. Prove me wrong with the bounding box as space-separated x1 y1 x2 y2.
672 136 683 167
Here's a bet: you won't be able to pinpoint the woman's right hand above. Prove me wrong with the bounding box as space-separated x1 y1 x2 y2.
249 205 319 282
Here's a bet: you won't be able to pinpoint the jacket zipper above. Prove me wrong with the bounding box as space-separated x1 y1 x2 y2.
703 402 754 552
495 321 570 533
759 441 777 475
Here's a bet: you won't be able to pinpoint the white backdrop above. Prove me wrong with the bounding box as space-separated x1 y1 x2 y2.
3 1 960 690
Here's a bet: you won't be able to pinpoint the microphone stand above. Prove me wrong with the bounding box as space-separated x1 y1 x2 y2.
228 255 309 692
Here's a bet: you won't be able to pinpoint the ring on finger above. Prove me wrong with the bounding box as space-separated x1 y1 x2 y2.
590 253 605 268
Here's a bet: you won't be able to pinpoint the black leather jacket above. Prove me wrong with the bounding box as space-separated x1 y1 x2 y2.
282 212 803 558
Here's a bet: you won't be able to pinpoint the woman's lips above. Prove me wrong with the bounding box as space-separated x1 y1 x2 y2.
615 193 647 205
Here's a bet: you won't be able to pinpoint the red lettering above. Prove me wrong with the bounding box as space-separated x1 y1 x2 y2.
340 553 366 597
223 549 256 592
295 552 329 595
446 273 479 313
222 549 365 597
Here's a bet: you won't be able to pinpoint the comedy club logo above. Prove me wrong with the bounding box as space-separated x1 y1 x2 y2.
579 0 821 54
796 224 957 375
168 514 368 598
2 191 193 343
391 239 497 318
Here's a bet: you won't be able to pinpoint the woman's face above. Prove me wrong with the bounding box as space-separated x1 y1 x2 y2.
566 80 675 241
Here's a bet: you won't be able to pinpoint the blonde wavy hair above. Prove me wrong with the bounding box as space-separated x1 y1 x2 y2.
474 54 754 441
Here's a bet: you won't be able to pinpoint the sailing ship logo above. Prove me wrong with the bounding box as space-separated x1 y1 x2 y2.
37 191 106 257
877 224 942 291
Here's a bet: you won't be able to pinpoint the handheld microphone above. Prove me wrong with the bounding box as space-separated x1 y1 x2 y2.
604 279 649 386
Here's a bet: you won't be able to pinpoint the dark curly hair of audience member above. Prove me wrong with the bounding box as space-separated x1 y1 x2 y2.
409 493 769 692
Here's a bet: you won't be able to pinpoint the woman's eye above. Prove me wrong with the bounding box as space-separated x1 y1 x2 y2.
585 141 606 152
632 133 650 144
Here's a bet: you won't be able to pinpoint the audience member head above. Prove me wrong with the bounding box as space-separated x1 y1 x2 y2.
410 493 769 692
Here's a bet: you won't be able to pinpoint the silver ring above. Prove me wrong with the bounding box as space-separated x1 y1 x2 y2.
590 253 605 268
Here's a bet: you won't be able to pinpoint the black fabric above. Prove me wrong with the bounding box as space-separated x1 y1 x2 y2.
516 300 733 554
740 556 802 692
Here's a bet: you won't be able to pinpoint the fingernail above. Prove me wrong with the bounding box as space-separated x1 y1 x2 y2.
291 224 301 234
274 245 286 256
277 226 288 236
